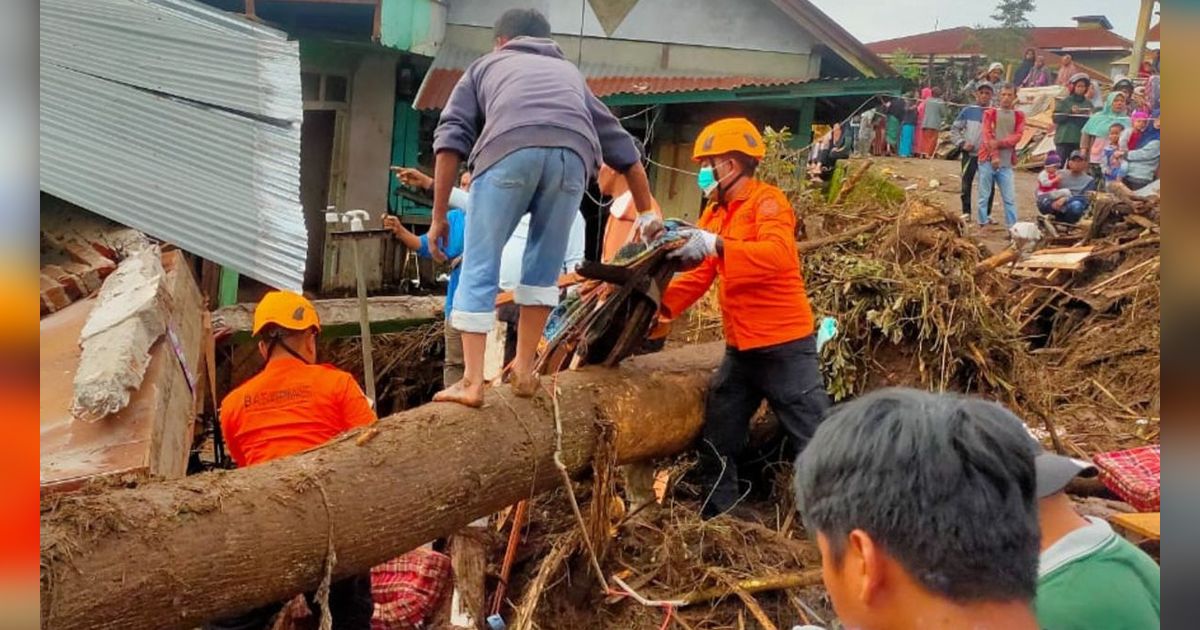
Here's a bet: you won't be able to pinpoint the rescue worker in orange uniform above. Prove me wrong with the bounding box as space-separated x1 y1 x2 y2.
659 118 832 520
211 290 375 630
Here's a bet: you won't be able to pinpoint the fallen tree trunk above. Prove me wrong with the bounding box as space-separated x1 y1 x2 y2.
40 342 724 630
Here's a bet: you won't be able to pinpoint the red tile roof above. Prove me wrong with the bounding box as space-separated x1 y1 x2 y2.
1148 22 1159 42
412 46 816 110
867 26 1132 56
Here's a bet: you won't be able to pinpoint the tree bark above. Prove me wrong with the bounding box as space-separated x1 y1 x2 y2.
40 342 723 630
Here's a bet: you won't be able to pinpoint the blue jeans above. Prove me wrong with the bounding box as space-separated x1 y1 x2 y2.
977 160 1017 226
1036 194 1088 224
450 147 586 333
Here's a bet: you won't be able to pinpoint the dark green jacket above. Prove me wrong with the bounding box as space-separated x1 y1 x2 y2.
1053 94 1093 145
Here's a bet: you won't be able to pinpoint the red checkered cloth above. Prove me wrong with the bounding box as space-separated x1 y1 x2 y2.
370 548 452 630
1094 445 1160 512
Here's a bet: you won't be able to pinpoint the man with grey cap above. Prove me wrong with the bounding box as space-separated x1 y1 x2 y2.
1033 447 1160 629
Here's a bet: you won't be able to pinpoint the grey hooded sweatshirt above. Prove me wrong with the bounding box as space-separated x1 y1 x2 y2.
432 37 640 179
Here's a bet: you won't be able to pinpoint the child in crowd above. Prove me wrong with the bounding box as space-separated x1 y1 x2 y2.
1036 152 1071 205
1101 123 1127 186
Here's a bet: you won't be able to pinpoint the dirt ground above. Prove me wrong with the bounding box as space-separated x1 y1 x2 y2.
846 155 1041 252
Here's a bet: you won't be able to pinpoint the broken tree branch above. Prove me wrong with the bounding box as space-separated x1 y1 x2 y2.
974 247 1018 275
797 221 883 254
679 570 824 608
832 159 873 206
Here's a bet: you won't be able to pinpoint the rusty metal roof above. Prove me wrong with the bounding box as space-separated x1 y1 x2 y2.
413 45 813 110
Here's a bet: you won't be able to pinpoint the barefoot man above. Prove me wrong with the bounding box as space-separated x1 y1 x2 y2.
426 8 659 407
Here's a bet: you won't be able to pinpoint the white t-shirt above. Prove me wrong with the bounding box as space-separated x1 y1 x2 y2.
498 211 586 291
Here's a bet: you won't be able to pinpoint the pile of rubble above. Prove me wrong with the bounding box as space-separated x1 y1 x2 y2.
498 158 1160 628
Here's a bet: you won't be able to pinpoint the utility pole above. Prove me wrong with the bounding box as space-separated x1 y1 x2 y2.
1130 0 1155 75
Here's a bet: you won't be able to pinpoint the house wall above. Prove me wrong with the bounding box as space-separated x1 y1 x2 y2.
301 42 399 291
1061 51 1128 75
444 24 813 80
447 0 815 54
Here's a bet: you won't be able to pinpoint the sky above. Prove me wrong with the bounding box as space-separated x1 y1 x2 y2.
808 0 1149 44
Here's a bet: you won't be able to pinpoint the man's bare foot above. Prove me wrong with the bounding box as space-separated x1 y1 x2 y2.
510 371 541 398
433 379 485 408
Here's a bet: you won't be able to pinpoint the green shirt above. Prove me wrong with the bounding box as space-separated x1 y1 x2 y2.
1053 94 1093 145
1036 517 1160 630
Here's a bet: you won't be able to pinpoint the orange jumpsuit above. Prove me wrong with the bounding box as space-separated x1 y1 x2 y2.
661 178 815 347
220 356 376 468
660 177 829 520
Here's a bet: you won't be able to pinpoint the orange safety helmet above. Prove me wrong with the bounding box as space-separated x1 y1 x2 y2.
252 290 321 336
692 117 766 162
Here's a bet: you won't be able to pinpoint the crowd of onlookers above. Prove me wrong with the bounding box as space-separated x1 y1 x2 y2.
832 48 1162 234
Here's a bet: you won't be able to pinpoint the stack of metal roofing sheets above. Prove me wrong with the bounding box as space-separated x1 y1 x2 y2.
40 0 306 290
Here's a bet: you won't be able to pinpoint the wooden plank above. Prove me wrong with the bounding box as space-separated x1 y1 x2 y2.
148 251 206 480
1015 251 1093 270
1110 512 1160 541
1033 246 1096 255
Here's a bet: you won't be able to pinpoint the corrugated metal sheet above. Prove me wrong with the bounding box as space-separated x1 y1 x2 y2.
41 0 301 122
413 45 812 110
40 0 306 290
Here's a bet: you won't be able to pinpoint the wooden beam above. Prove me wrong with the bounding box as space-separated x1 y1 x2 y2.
213 295 444 342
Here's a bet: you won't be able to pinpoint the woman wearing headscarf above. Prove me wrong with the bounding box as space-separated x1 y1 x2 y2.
1013 48 1036 87
1021 54 1052 87
1056 54 1080 86
916 86 932 155
1081 91 1131 178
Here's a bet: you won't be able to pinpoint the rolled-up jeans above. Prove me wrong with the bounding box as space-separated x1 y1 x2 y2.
977 160 1018 227
450 147 586 334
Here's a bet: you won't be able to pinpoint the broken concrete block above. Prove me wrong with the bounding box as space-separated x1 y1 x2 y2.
42 264 86 299
64 238 116 279
71 247 168 422
41 273 71 314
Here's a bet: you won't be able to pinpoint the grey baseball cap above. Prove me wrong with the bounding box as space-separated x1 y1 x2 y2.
1036 451 1097 498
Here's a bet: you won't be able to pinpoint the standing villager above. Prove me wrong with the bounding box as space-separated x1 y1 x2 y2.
1055 54 1080 86
856 106 876 157
872 103 889 156
899 89 919 158
919 87 947 159
387 168 471 386
1053 73 1094 167
653 118 831 520
965 61 1005 97
977 83 1025 228
1081 92 1131 179
1021 54 1052 88
886 96 906 156
950 82 996 220
428 8 660 407
1013 48 1037 87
